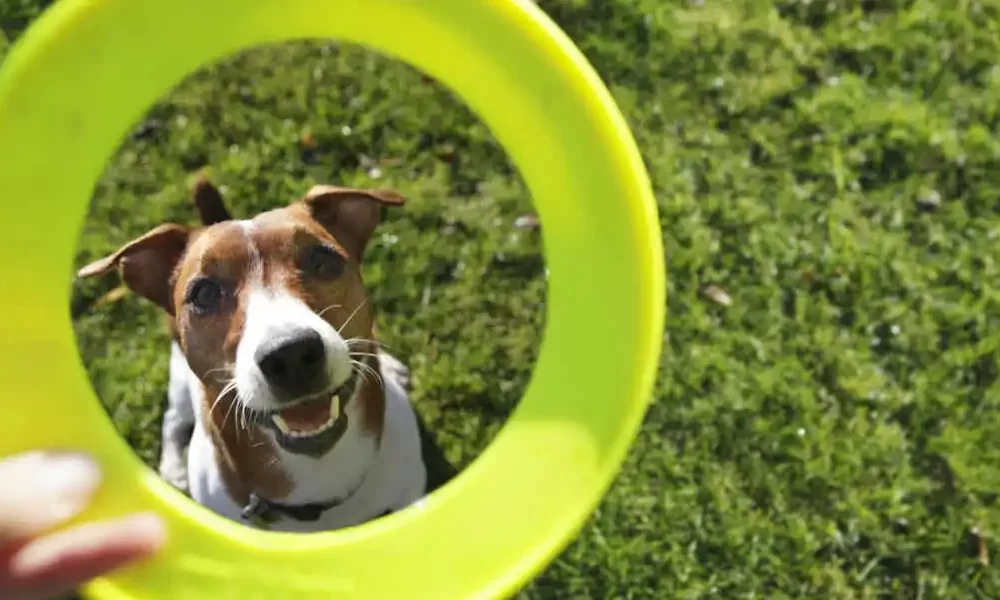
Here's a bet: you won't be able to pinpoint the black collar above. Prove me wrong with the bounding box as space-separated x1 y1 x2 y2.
241 492 346 527
241 492 395 528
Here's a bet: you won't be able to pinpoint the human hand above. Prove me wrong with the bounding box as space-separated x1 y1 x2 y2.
0 451 165 600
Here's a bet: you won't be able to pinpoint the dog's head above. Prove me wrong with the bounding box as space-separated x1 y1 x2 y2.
79 181 404 457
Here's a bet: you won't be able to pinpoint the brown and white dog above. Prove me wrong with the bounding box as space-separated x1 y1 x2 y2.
78 179 439 531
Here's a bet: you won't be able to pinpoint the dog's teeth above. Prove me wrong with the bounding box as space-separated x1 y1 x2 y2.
272 394 344 440
271 414 290 434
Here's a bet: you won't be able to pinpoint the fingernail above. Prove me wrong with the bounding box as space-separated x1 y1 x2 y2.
35 452 102 522
12 512 167 577
120 512 168 551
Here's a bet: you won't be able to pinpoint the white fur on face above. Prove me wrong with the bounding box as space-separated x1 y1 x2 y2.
234 288 354 412
231 221 353 413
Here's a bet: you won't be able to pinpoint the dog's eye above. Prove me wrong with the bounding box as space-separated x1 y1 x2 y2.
187 279 224 313
301 245 345 279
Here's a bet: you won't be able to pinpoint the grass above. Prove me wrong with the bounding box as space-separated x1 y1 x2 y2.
3 0 1000 597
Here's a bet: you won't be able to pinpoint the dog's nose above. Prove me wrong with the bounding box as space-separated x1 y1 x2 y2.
255 329 328 398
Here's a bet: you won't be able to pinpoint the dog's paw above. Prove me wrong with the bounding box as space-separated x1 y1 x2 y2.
158 456 190 493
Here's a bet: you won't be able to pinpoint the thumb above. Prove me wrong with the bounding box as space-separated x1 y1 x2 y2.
0 451 101 545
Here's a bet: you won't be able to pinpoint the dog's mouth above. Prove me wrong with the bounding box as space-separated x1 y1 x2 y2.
270 389 345 438
262 373 358 455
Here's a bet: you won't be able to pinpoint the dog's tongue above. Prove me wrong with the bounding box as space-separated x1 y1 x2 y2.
279 396 331 431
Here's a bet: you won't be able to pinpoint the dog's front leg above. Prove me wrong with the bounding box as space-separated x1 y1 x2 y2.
159 341 196 493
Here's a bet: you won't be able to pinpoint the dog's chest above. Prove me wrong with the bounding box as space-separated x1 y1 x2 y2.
184 363 427 531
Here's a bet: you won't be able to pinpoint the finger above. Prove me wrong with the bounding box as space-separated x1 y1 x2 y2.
1 512 165 600
0 451 101 545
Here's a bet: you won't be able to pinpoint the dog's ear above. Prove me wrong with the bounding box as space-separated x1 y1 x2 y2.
301 185 405 261
77 224 191 315
193 176 232 225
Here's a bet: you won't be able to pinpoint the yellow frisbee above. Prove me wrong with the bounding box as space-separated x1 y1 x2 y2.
0 0 664 598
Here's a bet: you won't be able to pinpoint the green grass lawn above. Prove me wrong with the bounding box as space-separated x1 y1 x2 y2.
4 0 1000 597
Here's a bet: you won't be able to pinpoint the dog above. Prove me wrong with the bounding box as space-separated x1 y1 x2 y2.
78 178 453 532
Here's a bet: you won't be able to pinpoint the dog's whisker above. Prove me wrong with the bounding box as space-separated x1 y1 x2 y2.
350 360 372 382
352 358 379 374
225 392 249 440
352 363 380 379
239 402 252 435
221 396 239 434
209 380 237 415
345 337 394 352
203 366 235 386
337 299 370 335
227 404 241 440
352 359 383 388
317 303 343 318
204 366 235 377
355 371 377 389
211 382 240 439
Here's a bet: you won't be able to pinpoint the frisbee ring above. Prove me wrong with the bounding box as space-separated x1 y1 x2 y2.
0 1 664 598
